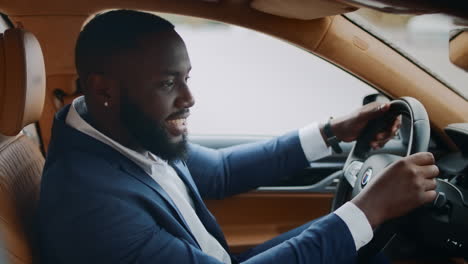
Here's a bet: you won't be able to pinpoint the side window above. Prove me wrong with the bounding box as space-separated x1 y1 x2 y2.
163 15 378 137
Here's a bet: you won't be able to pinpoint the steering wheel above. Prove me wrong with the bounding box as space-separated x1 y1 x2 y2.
331 97 431 263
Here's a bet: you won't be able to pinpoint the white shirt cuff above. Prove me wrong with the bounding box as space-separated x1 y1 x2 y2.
298 123 332 162
334 202 374 250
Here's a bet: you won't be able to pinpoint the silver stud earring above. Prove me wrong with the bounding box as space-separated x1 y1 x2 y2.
104 101 109 107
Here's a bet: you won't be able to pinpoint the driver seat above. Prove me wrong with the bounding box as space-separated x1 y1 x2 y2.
0 28 46 263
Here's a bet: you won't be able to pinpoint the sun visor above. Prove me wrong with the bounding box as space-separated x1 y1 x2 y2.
250 0 357 20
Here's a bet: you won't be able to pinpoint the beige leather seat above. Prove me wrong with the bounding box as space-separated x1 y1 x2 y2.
0 28 46 263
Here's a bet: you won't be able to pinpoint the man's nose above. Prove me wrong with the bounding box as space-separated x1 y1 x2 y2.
175 83 195 109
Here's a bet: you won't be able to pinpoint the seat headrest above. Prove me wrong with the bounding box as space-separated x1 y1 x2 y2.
0 28 45 136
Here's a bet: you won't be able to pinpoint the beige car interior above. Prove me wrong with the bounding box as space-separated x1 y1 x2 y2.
0 0 467 263
2 0 465 152
0 28 45 263
450 31 468 72
250 0 357 20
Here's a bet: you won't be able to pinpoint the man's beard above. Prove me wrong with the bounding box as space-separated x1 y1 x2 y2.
120 97 188 162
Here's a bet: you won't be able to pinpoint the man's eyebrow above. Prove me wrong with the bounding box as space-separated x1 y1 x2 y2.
162 71 178 76
162 67 192 76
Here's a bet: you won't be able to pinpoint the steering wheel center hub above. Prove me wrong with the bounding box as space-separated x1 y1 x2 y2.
361 168 373 187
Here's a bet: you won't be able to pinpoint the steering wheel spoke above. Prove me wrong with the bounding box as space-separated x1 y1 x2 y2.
344 160 363 188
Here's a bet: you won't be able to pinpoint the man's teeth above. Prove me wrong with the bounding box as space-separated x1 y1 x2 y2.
167 119 186 126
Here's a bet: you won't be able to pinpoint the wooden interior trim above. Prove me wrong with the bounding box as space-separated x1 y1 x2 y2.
206 192 334 252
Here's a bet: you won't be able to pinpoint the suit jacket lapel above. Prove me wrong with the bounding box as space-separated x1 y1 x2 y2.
170 160 230 251
119 159 201 249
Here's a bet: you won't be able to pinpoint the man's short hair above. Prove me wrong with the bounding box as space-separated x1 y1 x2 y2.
75 9 175 80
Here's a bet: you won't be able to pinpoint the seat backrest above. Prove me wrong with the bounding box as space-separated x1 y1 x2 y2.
0 28 46 263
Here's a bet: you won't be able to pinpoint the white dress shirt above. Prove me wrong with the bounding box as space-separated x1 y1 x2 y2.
66 96 372 263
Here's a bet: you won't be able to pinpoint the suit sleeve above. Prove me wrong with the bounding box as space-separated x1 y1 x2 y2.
186 131 309 199
243 213 357 264
44 191 356 264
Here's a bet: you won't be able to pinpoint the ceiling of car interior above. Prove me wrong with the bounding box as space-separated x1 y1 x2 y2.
0 0 354 17
1 0 466 22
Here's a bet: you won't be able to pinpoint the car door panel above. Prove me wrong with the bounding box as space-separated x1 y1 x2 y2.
205 192 334 253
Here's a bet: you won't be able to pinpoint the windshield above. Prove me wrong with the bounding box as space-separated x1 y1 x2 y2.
346 9 468 100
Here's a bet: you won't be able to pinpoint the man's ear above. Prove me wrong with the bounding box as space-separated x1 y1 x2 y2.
86 73 120 108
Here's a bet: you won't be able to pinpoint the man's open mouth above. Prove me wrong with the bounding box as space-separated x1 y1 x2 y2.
165 112 189 137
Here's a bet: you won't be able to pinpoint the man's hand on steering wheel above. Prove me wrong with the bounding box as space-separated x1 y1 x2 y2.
352 152 439 229
320 102 400 149
327 97 442 262
322 100 439 223
323 101 438 225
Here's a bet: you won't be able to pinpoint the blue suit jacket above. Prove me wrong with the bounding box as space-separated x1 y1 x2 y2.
36 106 357 263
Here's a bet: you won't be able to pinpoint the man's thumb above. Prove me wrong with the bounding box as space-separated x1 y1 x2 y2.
364 102 390 120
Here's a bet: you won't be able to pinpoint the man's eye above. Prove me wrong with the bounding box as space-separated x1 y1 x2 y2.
185 76 191 82
161 80 175 90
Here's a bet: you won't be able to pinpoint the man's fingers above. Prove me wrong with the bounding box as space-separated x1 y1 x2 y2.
407 152 436 166
391 118 401 134
375 131 390 141
371 128 396 148
370 138 391 150
377 102 390 113
424 178 437 191
373 130 394 141
378 138 391 148
361 102 390 121
422 190 437 204
392 115 402 129
369 113 400 148
423 165 440 179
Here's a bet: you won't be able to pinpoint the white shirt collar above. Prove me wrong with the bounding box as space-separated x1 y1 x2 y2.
65 96 168 175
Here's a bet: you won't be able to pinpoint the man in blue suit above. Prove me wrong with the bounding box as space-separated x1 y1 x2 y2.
37 10 439 263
